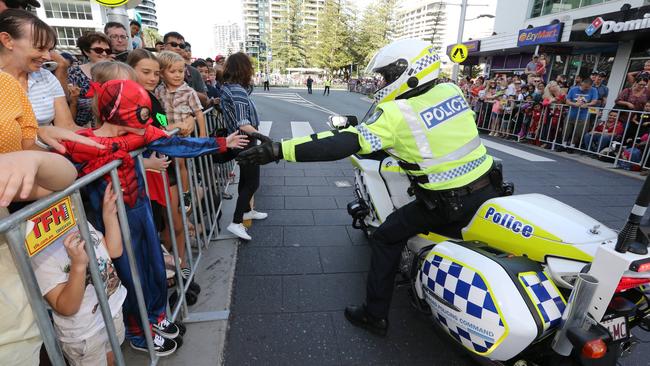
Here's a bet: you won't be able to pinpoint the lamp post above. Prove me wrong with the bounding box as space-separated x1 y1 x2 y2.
451 5 494 82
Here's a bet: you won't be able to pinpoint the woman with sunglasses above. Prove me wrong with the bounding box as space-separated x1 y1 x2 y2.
0 9 79 131
68 31 112 127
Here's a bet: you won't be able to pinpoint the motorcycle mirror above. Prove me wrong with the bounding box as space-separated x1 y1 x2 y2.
329 115 349 130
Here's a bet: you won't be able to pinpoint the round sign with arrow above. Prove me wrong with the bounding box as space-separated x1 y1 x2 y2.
449 44 469 64
93 0 129 7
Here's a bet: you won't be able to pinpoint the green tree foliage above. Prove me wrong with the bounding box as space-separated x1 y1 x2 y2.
141 27 161 50
352 0 396 68
270 0 307 70
314 0 353 73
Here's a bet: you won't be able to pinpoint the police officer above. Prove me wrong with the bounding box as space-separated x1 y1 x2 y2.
237 39 502 336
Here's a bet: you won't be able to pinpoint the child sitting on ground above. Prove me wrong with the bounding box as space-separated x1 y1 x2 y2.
32 184 126 366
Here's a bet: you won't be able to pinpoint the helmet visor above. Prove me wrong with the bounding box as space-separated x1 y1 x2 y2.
374 59 408 85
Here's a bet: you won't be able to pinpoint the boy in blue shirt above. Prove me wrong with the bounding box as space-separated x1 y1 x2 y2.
564 78 599 152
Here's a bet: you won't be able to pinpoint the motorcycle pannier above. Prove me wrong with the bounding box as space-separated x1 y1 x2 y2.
415 241 567 361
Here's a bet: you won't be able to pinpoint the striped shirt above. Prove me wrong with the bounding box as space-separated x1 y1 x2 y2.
28 68 65 126
220 83 259 133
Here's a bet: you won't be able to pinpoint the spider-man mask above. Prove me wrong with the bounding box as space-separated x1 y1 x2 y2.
96 79 153 129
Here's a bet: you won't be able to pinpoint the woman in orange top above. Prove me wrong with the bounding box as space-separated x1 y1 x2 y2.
0 70 38 153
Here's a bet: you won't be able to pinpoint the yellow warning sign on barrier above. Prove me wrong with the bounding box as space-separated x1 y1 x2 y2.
449 44 469 63
24 196 76 257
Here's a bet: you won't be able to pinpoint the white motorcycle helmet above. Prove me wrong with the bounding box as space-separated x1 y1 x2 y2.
366 38 441 104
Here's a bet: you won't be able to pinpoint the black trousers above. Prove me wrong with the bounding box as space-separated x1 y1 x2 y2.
263 81 270 91
233 160 260 224
307 85 312 94
323 86 330 95
365 184 499 319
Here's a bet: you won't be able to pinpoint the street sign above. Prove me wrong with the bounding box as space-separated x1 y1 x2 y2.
449 44 468 63
93 0 129 7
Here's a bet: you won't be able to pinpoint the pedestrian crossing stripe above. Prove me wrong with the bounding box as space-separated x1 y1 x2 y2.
253 92 336 115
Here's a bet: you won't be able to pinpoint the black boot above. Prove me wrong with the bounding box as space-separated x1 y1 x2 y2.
344 305 388 336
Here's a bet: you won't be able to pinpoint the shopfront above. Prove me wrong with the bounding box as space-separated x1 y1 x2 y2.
570 5 650 90
481 21 617 84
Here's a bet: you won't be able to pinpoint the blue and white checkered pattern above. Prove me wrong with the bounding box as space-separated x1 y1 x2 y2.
412 53 440 74
420 254 504 354
426 155 487 183
356 124 383 152
519 272 566 332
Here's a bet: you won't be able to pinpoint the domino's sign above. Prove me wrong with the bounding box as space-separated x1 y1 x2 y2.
484 207 534 238
571 6 650 42
420 96 470 129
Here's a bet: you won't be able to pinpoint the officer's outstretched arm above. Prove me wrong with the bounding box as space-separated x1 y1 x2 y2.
281 130 361 162
237 113 394 165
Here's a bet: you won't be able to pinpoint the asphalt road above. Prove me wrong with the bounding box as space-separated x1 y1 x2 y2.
223 87 650 366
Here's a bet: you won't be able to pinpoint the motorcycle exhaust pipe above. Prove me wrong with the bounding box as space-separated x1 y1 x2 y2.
551 273 599 356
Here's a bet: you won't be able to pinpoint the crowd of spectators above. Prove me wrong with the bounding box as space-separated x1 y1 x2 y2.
0 1 258 363
458 54 650 175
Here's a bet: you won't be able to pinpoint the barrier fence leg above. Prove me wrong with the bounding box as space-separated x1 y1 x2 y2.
70 192 126 366
4 227 67 366
109 168 158 364
173 159 195 276
160 172 189 323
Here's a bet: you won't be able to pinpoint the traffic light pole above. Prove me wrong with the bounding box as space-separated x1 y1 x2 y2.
451 0 468 82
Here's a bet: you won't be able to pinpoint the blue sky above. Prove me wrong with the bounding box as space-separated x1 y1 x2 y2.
156 0 496 60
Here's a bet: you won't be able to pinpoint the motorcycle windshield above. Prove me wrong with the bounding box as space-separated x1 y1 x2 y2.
361 102 378 124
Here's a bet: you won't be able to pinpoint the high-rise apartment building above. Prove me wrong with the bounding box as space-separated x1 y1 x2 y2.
135 0 158 30
242 0 325 61
34 0 104 53
214 22 245 56
394 0 447 50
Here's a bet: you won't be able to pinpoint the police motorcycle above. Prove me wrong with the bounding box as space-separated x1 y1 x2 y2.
329 112 650 366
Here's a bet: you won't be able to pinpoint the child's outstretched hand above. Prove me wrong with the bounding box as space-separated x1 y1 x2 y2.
102 183 118 219
63 232 89 269
226 131 249 149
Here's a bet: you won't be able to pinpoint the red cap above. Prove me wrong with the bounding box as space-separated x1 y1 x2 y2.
215 55 225 62
96 79 153 129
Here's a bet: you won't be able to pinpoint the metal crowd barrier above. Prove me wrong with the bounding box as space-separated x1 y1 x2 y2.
348 81 379 95
466 95 650 171
0 107 236 366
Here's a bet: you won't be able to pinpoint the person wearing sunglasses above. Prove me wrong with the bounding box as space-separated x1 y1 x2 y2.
162 31 209 107
104 21 129 62
68 31 112 127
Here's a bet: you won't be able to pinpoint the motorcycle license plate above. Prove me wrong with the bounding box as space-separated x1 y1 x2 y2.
600 316 628 341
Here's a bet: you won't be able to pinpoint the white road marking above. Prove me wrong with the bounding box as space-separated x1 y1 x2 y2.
290 121 315 138
254 92 337 116
481 139 555 162
258 121 272 137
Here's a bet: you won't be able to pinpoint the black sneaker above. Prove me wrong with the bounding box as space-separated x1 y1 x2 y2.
182 192 192 213
130 334 177 357
181 267 202 294
153 318 180 339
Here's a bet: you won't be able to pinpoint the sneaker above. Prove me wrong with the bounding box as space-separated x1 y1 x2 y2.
243 210 268 220
227 223 252 240
182 192 192 213
130 334 177 357
153 318 180 339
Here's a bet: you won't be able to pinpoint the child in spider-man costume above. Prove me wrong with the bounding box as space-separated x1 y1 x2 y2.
61 79 247 354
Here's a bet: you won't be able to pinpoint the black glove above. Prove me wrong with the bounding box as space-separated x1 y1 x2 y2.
236 133 282 165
